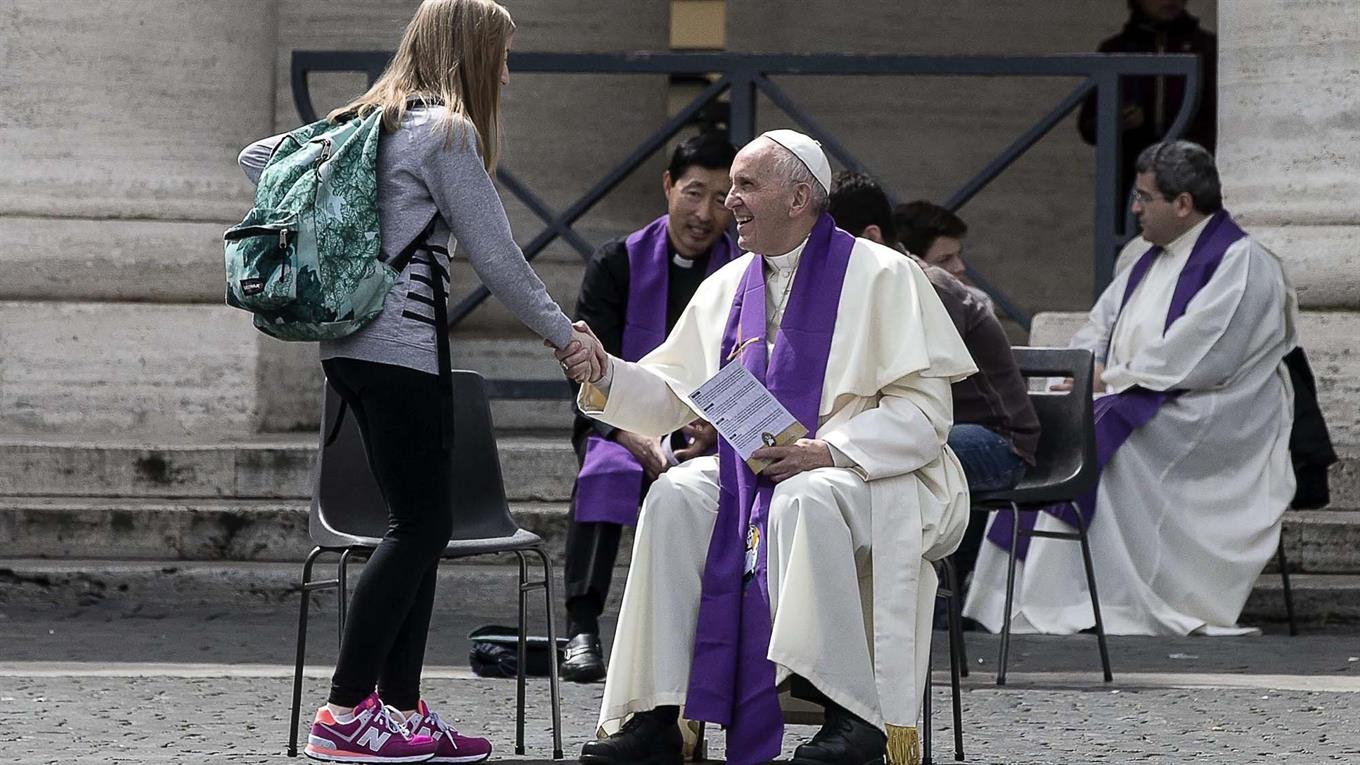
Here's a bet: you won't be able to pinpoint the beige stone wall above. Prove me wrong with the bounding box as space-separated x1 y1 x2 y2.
0 0 274 304
0 0 666 436
1218 0 1360 310
726 1 1216 317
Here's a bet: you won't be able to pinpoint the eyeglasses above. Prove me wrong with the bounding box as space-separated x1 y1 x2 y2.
1132 189 1171 205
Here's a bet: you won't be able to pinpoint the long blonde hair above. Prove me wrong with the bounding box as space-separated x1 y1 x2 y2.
329 0 514 171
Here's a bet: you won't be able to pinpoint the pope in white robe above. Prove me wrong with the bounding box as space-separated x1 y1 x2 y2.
964 142 1300 636
574 132 975 765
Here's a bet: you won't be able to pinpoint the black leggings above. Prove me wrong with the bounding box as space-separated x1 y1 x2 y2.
323 357 453 710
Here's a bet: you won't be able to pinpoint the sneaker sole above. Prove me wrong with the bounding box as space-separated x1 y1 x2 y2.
304 745 435 763
429 754 491 763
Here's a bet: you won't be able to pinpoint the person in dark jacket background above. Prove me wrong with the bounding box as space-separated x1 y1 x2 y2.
1078 0 1217 205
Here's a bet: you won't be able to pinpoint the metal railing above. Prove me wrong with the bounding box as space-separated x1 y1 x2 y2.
293 50 1200 394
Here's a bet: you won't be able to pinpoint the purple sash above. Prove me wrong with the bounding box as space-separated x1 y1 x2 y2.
574 216 734 525
683 215 854 765
987 210 1246 558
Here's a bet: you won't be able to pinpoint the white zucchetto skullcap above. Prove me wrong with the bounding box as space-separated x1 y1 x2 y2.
759 129 832 194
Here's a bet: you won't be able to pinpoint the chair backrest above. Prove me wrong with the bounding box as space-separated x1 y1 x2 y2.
309 369 520 547
1009 346 1098 499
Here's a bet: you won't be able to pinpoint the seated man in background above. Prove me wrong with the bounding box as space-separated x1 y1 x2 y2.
578 131 975 765
830 171 1039 589
893 200 991 309
561 133 737 682
965 140 1299 636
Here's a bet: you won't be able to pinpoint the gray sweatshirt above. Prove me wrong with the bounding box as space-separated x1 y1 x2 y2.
238 107 572 374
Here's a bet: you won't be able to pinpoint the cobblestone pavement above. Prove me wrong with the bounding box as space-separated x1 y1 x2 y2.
2 605 1359 763
4 671 1360 764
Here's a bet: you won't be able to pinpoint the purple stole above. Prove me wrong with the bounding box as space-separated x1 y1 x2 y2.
683 215 855 765
987 210 1247 558
573 215 734 525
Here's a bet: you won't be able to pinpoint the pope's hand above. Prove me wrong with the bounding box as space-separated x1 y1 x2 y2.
673 420 717 463
614 430 669 480
752 438 833 483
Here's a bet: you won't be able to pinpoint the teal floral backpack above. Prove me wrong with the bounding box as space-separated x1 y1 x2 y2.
224 110 415 341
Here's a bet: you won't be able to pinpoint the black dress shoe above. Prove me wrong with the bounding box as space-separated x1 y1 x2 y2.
579 709 683 765
790 702 886 765
561 633 606 683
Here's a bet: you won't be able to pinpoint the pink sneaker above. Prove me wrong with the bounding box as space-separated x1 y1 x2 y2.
305 693 437 763
407 700 493 763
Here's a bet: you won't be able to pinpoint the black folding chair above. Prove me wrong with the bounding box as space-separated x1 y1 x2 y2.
689 559 966 763
923 557 966 763
968 347 1112 686
286 371 563 760
1277 539 1298 636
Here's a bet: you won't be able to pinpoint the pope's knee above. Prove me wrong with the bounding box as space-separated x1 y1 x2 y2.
769 469 846 536
635 468 714 542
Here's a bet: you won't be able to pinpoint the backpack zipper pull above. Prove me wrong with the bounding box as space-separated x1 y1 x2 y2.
279 228 289 249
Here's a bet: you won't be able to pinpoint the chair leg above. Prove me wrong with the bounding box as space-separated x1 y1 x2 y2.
531 547 565 760
944 557 969 679
1073 510 1113 682
337 548 354 648
943 562 964 762
998 504 1020 686
1278 539 1298 637
288 547 324 758
693 721 707 763
514 551 529 756
922 639 933 765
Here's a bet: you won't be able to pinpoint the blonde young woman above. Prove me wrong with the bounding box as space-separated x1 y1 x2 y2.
239 1 602 761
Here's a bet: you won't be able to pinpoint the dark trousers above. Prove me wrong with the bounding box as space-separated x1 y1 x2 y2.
563 492 624 636
947 424 1027 589
323 357 454 710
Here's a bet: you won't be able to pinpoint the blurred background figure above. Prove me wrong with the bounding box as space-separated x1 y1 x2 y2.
1077 0 1217 205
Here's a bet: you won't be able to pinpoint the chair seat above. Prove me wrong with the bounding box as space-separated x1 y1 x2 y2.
972 482 1075 508
314 527 545 558
972 468 1096 508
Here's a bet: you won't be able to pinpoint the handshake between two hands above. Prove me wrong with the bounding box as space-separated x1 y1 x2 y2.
548 321 610 385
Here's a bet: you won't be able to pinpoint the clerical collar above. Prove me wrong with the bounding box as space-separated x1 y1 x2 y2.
671 252 700 269
1163 215 1213 259
763 237 809 273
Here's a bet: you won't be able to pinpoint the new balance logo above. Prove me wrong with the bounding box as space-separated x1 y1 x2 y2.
357 727 393 752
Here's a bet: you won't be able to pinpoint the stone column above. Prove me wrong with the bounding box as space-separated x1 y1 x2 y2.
1219 0 1360 443
0 0 295 437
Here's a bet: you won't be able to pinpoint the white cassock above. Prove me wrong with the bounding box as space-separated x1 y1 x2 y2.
964 217 1300 635
579 236 976 759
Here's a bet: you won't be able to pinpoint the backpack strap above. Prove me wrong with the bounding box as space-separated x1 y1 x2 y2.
430 241 455 452
392 216 454 450
324 216 452 450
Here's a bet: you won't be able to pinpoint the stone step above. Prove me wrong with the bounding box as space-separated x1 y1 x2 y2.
0 497 628 566
450 338 576 434
2 557 1354 627
1241 574 1360 627
0 559 625 615
0 434 579 502
3 433 1357 514
2 495 1354 575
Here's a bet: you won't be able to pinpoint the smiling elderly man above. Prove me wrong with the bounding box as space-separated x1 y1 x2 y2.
573 130 976 765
